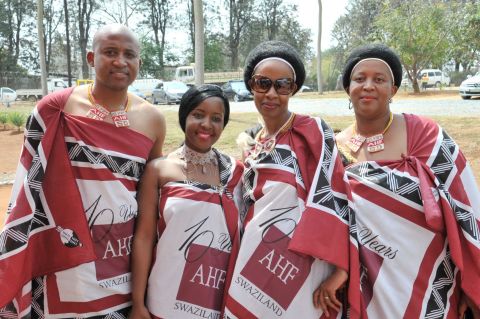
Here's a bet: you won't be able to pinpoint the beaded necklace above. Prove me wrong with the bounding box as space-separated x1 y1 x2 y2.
346 112 394 153
86 84 131 127
249 112 296 159
175 144 218 175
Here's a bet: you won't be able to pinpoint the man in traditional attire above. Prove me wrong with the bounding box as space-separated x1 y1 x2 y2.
0 24 166 318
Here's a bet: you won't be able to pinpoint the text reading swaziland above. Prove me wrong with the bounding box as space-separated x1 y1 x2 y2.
235 276 283 316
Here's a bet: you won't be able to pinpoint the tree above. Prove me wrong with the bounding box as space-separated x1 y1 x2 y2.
225 0 254 69
0 0 35 69
144 0 171 77
77 0 96 79
331 0 382 52
375 0 451 92
96 0 141 25
445 1 480 73
43 0 63 74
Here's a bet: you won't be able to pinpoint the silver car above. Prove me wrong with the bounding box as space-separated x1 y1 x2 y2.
152 81 189 104
459 73 480 100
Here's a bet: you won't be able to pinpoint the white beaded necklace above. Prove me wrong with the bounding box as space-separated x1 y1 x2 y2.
175 144 218 174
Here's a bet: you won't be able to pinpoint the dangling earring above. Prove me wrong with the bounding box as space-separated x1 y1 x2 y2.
348 99 352 110
388 98 392 103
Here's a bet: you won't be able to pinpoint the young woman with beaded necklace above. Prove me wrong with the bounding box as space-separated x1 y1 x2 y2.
130 85 244 319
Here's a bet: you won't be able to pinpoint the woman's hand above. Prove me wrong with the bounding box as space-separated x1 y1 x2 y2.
313 267 348 317
458 292 480 319
130 304 152 319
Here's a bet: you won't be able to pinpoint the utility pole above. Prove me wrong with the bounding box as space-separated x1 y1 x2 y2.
124 0 128 26
37 0 48 96
317 0 323 94
64 0 73 87
193 0 204 85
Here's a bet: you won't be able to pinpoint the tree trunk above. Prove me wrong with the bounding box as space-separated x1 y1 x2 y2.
193 0 204 85
64 0 73 86
36 0 48 96
316 0 322 94
78 0 94 79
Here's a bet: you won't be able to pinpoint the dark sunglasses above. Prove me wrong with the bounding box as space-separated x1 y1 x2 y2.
249 75 296 95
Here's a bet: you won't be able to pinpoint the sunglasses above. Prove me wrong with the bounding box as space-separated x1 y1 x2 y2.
249 75 296 95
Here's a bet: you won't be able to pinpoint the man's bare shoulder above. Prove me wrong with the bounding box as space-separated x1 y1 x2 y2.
131 96 164 119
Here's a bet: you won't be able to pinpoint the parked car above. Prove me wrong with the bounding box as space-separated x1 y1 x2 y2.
459 72 480 100
221 80 253 102
151 81 189 104
128 85 146 99
298 85 313 93
417 69 451 88
0 87 17 106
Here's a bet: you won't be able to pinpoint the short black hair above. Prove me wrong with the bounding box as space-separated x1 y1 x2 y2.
244 40 305 95
342 43 403 91
178 84 230 132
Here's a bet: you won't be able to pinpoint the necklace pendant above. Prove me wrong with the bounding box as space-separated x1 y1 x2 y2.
86 105 109 121
111 110 130 127
263 137 276 153
366 134 385 152
346 134 366 153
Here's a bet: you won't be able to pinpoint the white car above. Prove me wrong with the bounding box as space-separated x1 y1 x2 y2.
459 73 480 100
417 69 451 88
0 87 17 106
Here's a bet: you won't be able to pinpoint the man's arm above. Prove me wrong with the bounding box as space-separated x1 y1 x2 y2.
147 107 166 160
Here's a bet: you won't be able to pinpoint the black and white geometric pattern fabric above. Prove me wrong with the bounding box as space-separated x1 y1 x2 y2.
428 129 479 242
348 162 423 207
1 112 51 258
66 139 145 180
242 144 304 209
428 130 458 185
308 119 350 223
424 248 456 319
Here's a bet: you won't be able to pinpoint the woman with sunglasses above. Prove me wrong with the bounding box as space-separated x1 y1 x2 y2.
224 41 350 318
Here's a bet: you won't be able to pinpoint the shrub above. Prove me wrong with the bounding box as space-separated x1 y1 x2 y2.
0 112 8 130
8 112 26 131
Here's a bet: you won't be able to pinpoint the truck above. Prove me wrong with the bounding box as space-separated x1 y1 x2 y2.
16 78 68 101
174 65 242 85
0 87 17 107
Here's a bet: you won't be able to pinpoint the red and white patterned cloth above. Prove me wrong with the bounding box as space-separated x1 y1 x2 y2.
225 114 350 319
324 113 480 318
0 88 154 318
146 151 243 319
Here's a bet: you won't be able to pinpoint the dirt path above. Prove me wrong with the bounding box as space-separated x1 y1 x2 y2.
0 128 23 225
0 185 11 225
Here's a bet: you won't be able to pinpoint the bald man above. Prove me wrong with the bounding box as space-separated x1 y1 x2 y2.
0 24 165 318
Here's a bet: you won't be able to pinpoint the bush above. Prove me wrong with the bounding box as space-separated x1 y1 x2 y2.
0 112 8 130
450 71 474 86
8 112 26 131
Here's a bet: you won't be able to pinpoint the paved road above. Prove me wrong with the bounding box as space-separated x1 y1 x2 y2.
159 96 480 116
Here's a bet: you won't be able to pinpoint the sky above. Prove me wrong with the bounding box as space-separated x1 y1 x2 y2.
294 0 349 50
